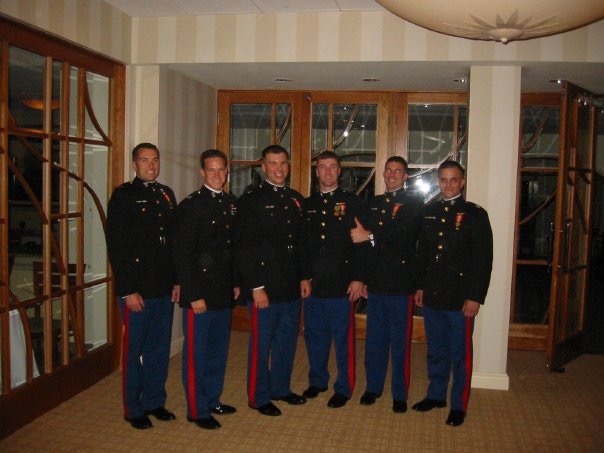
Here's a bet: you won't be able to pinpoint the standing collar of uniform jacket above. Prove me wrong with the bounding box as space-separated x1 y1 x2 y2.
202 184 223 195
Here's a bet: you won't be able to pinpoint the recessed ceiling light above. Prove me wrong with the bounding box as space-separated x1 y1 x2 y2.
275 78 292 83
363 78 380 83
453 77 468 83
549 79 563 84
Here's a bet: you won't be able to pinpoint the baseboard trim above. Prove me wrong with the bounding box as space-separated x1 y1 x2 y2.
472 372 509 390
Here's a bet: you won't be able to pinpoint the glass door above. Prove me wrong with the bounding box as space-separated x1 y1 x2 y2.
510 94 560 350
546 82 597 371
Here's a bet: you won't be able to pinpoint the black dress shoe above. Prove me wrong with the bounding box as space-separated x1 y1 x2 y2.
250 402 282 416
272 393 307 405
393 400 408 413
359 392 381 405
124 415 153 429
211 404 237 415
327 393 349 408
411 398 447 412
187 415 221 430
446 410 465 426
146 406 176 421
302 385 328 399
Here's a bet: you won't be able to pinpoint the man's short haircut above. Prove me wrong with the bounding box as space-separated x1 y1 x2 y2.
132 142 159 161
314 150 341 166
385 155 409 172
438 160 465 177
261 144 290 160
200 149 228 169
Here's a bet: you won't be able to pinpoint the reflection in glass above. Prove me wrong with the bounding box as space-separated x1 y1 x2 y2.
229 163 263 198
517 174 557 260
84 285 109 351
331 104 376 163
408 104 456 166
576 103 591 169
1 310 41 388
69 66 79 136
407 103 468 203
9 47 45 130
312 104 329 154
52 61 63 133
522 106 560 168
230 104 272 160
514 264 551 323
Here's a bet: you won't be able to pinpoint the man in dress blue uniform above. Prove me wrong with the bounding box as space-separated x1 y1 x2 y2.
301 151 370 409
412 160 493 427
173 149 239 430
107 143 179 430
235 145 310 417
350 156 424 413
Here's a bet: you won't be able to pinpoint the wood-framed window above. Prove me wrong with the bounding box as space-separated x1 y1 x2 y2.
0 16 125 437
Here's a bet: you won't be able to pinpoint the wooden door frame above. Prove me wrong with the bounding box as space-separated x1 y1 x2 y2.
218 90 466 341
0 16 125 438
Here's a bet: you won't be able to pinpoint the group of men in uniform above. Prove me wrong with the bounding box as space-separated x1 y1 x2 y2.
106 142 492 431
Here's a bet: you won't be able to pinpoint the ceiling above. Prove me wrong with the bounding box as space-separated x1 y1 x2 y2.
104 0 604 94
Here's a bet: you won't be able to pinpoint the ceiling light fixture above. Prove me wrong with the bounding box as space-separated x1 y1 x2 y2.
376 0 604 44
454 77 469 83
22 99 60 110
363 78 381 82
275 78 292 83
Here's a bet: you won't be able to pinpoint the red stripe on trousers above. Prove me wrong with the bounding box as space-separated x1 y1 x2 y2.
248 304 259 406
121 304 130 418
404 295 414 393
186 309 198 420
462 317 473 411
347 301 356 393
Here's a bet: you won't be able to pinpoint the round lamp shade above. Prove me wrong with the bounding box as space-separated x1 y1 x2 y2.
376 0 604 43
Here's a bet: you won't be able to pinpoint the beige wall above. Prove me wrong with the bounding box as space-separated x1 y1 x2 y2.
0 0 131 63
159 67 217 203
130 12 604 65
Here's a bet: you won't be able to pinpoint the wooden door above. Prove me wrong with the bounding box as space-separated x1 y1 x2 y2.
546 82 597 371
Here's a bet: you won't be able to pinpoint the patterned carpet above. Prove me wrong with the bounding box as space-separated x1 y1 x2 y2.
2 331 603 452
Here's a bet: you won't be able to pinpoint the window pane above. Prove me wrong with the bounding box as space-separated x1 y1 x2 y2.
1 310 41 388
332 104 376 163
521 106 560 168
84 285 108 351
276 103 291 149
85 72 109 140
52 61 63 133
69 67 79 137
230 104 272 160
83 145 109 282
312 104 329 155
9 47 45 130
517 173 556 260
408 104 457 165
514 264 551 323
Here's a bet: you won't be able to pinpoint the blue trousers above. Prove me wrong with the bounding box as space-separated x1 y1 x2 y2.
119 295 174 419
182 307 231 420
247 299 301 407
303 296 355 397
365 293 413 401
423 305 474 412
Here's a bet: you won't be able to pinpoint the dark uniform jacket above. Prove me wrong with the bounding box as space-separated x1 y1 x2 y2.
235 182 306 303
415 197 493 310
365 188 424 295
173 186 238 311
106 177 177 298
301 187 370 299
